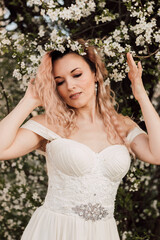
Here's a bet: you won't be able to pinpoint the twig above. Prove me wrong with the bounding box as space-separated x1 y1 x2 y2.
134 48 160 59
0 79 10 114
72 17 120 38
0 17 10 21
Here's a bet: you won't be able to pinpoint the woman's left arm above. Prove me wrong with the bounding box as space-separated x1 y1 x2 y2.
127 52 160 164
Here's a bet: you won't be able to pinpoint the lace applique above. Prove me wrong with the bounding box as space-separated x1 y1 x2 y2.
43 165 119 220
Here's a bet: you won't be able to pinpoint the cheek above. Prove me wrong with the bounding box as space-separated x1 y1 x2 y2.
82 75 95 92
80 72 95 87
56 86 67 99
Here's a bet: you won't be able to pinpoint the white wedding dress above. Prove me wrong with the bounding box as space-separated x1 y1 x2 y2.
20 119 145 240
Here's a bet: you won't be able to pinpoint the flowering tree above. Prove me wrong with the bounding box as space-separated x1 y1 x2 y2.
0 0 160 239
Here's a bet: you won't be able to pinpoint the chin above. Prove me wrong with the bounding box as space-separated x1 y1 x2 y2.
67 101 87 109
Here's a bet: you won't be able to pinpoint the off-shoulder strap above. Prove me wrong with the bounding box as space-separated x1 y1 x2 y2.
20 119 61 141
126 126 147 143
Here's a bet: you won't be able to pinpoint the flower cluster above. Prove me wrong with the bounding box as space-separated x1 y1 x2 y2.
95 8 117 24
0 154 47 239
39 0 96 22
123 0 160 56
0 0 159 89
0 30 89 90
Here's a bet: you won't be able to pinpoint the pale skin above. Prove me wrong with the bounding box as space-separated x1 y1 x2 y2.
0 52 160 165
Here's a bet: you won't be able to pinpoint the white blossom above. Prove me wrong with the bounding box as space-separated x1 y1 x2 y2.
13 69 22 81
98 1 106 8
38 26 45 37
154 30 160 43
27 0 42 7
50 29 58 41
2 39 11 45
21 62 25 69
155 51 160 61
29 55 39 64
37 45 46 56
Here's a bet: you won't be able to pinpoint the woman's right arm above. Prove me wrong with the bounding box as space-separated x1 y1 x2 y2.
0 80 43 161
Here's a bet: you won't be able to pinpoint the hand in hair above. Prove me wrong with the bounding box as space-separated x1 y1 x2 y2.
127 52 146 101
24 78 42 108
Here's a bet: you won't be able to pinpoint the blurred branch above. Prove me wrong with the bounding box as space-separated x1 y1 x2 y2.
72 20 116 38
0 79 10 114
0 17 10 21
72 12 129 38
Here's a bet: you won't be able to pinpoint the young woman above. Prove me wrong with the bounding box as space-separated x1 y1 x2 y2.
0 39 160 240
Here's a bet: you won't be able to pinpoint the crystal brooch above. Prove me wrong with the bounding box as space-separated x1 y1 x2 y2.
72 203 108 221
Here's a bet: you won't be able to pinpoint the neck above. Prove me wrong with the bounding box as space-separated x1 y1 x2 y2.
75 101 100 124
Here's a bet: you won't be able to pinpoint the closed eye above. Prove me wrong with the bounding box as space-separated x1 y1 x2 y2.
74 73 82 78
57 81 64 86
56 73 82 86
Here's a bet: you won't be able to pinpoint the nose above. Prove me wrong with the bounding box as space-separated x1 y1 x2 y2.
66 78 76 91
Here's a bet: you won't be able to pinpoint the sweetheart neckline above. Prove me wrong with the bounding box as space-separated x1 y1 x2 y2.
47 138 127 155
29 120 127 155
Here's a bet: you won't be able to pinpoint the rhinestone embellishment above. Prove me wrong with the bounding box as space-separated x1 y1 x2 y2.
72 203 108 221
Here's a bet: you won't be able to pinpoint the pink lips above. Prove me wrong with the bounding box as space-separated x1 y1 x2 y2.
69 92 82 99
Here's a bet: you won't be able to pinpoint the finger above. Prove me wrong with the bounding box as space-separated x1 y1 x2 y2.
127 53 136 66
138 61 142 69
127 52 137 68
138 61 143 75
30 78 35 85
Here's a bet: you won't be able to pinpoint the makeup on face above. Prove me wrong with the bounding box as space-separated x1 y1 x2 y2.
53 53 96 109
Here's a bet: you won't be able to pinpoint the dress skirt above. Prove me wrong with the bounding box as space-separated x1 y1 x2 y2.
21 206 120 240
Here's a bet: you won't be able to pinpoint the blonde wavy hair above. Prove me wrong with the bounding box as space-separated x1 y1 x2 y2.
34 39 135 147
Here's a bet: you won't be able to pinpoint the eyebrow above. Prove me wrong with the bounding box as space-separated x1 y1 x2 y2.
54 68 80 79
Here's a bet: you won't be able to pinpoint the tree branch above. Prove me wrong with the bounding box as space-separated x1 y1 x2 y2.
0 79 10 114
0 17 10 21
72 13 129 38
135 48 160 59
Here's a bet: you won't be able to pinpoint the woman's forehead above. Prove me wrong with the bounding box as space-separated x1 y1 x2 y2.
52 53 88 74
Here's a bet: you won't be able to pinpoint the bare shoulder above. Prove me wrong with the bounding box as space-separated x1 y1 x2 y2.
31 114 46 125
30 114 58 133
120 115 138 134
123 116 136 126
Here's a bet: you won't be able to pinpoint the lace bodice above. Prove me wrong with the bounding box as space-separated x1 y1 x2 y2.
21 120 146 221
